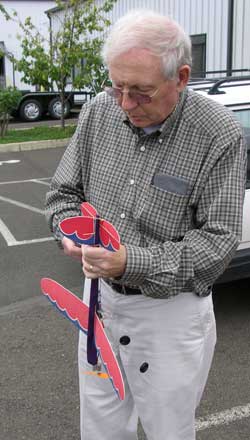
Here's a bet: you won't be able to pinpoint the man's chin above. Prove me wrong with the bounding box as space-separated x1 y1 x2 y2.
128 115 149 127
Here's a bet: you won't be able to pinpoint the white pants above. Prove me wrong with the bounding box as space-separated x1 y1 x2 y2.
78 279 216 440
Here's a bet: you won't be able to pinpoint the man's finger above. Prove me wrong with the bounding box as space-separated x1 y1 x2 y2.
62 237 82 260
82 266 99 279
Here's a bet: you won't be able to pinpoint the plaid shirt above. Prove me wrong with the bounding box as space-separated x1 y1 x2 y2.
45 88 247 298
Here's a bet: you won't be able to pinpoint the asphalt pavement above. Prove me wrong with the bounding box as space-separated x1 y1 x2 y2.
0 145 250 440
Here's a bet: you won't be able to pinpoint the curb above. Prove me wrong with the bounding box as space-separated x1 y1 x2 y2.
0 138 70 153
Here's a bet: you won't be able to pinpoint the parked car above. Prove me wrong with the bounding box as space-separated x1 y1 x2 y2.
189 75 250 283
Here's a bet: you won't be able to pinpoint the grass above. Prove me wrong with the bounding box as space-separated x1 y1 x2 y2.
0 124 76 144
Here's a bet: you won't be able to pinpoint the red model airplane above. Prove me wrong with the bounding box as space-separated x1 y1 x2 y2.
41 202 125 400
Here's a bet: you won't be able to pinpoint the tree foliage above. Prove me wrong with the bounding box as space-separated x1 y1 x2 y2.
0 0 116 126
0 87 22 137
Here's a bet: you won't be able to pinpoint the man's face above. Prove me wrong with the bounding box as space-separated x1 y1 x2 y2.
108 48 189 128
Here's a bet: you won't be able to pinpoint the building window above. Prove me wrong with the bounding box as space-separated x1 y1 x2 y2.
190 34 206 78
0 56 5 76
0 41 6 88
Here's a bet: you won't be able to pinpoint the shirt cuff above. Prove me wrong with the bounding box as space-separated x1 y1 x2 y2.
117 244 153 285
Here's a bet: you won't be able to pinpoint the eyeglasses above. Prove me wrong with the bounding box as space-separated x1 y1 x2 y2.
103 84 160 105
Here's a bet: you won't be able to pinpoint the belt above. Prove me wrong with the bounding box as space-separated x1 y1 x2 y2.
106 280 142 295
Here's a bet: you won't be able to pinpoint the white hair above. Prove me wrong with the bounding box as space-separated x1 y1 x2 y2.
102 10 192 79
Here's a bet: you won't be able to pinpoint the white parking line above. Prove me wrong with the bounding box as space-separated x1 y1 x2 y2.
32 179 51 186
0 218 17 244
0 195 44 214
8 237 54 246
0 177 51 185
0 178 54 245
0 218 54 246
0 159 21 165
196 403 250 431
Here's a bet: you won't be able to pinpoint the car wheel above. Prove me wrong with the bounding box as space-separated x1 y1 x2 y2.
19 99 43 122
48 97 71 119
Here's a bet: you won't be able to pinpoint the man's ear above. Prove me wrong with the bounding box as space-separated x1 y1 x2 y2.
176 65 191 91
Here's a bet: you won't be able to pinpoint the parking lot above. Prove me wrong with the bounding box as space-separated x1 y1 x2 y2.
0 146 250 440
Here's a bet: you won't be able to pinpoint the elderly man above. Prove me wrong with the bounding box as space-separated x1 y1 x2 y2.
45 10 246 440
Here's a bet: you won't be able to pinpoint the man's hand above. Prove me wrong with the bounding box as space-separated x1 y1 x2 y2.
62 236 82 261
82 244 127 279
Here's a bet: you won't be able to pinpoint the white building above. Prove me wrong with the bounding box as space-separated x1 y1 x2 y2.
1 0 249 90
48 0 250 78
0 0 55 89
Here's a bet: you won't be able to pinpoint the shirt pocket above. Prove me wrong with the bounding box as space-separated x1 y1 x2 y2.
137 174 192 241
152 173 192 195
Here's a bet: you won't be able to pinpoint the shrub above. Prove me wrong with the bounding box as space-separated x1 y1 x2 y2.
0 87 22 137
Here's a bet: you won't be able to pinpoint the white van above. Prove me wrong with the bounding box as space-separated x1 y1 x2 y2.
189 74 250 283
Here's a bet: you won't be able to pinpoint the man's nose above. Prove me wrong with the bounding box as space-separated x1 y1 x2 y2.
120 92 138 111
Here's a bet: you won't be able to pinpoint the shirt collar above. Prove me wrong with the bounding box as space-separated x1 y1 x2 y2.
142 124 162 134
159 89 187 134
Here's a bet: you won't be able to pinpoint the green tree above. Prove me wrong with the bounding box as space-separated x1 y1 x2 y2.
0 87 22 137
0 0 116 127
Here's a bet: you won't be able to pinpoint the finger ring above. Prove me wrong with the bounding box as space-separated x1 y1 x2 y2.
89 265 93 271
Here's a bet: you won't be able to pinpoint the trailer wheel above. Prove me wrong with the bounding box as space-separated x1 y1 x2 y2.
48 97 71 119
19 99 43 122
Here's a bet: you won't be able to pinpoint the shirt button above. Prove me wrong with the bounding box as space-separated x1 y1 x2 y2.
140 362 149 373
120 213 126 219
120 336 130 345
158 138 163 144
130 179 135 185
140 146 145 152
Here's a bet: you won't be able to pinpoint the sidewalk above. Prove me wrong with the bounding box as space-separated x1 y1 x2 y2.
0 138 70 153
